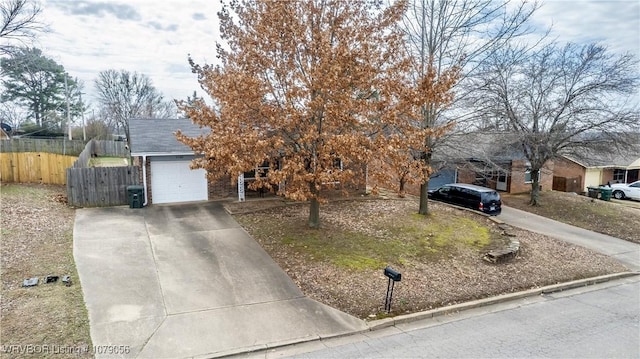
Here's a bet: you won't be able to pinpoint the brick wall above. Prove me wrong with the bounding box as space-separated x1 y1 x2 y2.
209 175 237 199
510 159 554 194
456 168 476 186
553 157 584 178
601 169 614 185
553 157 585 191
144 157 153 204
131 156 153 204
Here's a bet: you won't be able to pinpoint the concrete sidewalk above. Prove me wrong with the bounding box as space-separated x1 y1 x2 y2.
499 206 640 271
73 202 366 359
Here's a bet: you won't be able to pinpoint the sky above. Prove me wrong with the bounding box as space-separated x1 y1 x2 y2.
31 0 640 111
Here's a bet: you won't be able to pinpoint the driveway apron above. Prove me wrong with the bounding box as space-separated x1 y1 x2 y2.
500 206 640 271
74 202 366 358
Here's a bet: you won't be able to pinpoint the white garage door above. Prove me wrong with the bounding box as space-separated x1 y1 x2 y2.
150 160 208 204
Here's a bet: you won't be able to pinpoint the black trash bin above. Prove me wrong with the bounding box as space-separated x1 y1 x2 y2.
127 185 144 208
587 186 599 199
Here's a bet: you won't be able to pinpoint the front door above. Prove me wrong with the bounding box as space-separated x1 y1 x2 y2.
496 172 508 191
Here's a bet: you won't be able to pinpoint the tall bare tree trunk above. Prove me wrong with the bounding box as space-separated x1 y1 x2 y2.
418 145 432 214
418 179 430 214
308 183 320 228
530 168 540 206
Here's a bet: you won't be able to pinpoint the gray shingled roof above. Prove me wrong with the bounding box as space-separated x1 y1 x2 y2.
434 132 525 163
129 118 209 155
563 144 640 168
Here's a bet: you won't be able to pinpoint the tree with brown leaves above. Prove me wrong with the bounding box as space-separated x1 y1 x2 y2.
177 0 457 228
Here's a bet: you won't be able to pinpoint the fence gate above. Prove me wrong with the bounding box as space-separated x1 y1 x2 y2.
553 176 581 193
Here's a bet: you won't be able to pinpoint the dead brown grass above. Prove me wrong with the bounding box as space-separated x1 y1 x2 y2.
230 196 629 319
1 184 92 359
502 191 640 244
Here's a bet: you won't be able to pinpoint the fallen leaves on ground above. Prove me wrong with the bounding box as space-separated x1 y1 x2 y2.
232 195 628 319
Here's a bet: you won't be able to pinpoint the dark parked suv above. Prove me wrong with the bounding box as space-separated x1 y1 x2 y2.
428 183 502 215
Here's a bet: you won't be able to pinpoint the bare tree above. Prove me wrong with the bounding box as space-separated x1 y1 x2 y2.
94 69 175 142
0 0 46 55
0 101 24 131
475 42 639 205
399 0 539 214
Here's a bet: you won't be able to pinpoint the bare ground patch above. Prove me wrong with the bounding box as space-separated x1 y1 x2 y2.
1 184 92 359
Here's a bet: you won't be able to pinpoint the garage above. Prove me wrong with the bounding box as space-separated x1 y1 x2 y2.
150 159 208 204
429 168 457 190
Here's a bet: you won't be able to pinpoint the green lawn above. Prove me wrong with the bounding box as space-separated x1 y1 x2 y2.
88 156 129 167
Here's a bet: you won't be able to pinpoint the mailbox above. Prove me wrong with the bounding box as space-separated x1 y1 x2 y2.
384 266 401 282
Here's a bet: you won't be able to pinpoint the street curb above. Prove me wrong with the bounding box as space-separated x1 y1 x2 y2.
366 271 639 330
220 271 638 358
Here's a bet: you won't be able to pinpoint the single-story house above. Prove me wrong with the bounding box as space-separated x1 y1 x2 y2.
427 132 554 194
554 146 640 193
130 118 239 205
372 131 555 196
129 118 366 205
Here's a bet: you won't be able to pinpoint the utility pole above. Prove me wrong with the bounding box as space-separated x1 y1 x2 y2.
80 92 86 141
64 74 72 140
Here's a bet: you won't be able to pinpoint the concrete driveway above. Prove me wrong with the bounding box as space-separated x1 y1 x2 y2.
500 206 640 271
74 202 366 358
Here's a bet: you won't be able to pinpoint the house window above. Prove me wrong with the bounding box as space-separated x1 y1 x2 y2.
323 158 343 185
332 158 343 171
244 160 271 180
613 169 625 183
524 168 541 183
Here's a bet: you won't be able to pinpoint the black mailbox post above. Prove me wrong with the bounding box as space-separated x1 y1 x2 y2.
384 266 401 313
384 267 402 282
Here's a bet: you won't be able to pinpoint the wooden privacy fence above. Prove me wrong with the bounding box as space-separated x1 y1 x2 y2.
66 166 140 207
0 138 86 155
552 176 582 193
0 152 77 184
73 139 128 168
66 139 139 207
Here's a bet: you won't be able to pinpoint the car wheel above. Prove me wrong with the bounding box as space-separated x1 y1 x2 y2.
613 190 625 200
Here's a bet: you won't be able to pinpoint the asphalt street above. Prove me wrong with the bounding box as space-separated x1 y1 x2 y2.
249 276 640 358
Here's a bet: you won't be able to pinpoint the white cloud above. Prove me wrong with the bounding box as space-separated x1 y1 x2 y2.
38 0 221 107
533 0 640 57
32 0 639 113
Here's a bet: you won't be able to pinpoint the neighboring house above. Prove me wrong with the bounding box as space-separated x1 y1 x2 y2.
383 132 555 195
427 132 554 194
554 146 640 193
129 118 236 205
